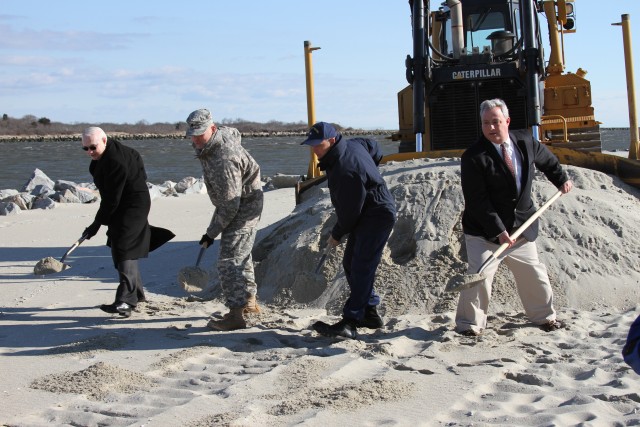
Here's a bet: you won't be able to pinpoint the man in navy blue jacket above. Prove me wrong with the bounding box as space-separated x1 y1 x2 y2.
301 122 396 339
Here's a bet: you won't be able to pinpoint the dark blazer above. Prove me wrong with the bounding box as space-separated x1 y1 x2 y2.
461 129 568 242
90 138 152 262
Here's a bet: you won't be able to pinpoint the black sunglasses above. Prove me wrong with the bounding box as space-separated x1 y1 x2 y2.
82 145 98 151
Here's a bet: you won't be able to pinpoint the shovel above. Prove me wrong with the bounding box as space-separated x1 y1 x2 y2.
446 190 563 293
314 244 331 274
34 235 87 275
177 244 210 293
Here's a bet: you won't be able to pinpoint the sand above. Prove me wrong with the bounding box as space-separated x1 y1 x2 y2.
1 158 639 426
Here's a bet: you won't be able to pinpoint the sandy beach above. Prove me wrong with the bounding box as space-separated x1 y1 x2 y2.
1 157 639 426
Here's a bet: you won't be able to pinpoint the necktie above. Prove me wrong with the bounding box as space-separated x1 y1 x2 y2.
501 143 516 178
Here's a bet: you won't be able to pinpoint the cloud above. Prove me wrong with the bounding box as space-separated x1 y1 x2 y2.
0 23 146 50
0 55 78 67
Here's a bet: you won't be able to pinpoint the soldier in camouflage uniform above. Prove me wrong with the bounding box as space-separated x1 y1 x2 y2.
185 108 264 331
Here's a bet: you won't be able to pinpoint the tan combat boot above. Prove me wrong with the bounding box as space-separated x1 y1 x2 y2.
244 293 260 315
221 294 260 319
207 307 246 331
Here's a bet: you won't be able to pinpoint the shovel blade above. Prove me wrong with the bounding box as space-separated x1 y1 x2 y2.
445 272 487 293
34 257 69 275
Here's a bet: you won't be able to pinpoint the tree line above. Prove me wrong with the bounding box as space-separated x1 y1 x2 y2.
0 114 363 136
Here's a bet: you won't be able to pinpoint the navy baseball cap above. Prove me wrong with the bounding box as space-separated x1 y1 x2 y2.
301 122 339 146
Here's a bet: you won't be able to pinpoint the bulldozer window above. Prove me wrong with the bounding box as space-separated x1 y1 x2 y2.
466 10 506 53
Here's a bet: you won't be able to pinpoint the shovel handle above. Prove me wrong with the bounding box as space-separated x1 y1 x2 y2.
195 245 207 267
477 190 563 274
314 253 327 274
510 190 562 242
314 243 333 274
59 235 87 263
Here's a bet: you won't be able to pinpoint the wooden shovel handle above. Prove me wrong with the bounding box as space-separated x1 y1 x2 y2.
478 190 563 273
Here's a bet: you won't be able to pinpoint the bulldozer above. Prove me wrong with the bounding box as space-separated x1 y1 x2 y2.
386 0 640 189
394 0 600 151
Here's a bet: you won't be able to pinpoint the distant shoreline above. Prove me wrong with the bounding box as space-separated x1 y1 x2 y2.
0 129 396 143
0 127 632 143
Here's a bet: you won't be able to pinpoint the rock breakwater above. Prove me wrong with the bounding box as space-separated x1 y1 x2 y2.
0 168 301 216
0 129 394 143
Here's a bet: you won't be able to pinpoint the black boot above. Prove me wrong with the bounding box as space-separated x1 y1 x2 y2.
356 305 384 329
313 317 358 339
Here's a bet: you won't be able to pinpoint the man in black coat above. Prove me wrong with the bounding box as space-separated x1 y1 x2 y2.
456 99 573 336
82 127 173 317
301 122 396 339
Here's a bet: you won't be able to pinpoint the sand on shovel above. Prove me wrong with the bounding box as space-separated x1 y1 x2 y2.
34 257 68 275
177 266 209 293
444 272 486 293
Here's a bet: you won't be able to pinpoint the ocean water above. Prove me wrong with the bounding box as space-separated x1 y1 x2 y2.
0 135 400 191
0 129 632 191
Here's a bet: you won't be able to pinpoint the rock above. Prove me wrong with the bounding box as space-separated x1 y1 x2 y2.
2 194 33 210
175 177 198 193
159 180 176 192
32 197 56 210
270 173 302 189
183 179 206 194
28 184 55 197
21 169 55 193
51 189 81 203
0 201 21 215
75 187 98 203
0 189 19 199
54 180 79 192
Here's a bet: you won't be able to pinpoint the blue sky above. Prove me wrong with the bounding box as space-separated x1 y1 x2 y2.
1 1 638 129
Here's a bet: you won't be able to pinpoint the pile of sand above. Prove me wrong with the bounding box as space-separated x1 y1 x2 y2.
247 157 640 316
30 362 156 400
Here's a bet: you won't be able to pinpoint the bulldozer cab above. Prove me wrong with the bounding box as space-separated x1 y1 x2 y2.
436 0 520 59
395 0 601 153
396 0 533 152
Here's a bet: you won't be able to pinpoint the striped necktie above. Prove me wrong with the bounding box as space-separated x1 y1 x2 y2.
501 143 516 178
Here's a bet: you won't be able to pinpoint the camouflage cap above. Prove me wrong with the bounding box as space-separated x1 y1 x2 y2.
185 108 213 137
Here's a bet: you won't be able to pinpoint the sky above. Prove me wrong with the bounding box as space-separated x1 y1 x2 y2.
1 1 639 130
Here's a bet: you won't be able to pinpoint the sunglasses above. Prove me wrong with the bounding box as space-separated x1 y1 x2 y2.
82 145 98 151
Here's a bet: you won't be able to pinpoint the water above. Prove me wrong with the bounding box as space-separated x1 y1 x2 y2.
0 129 631 191
0 135 400 191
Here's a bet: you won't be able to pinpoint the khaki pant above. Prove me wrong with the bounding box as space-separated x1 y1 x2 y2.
455 234 556 333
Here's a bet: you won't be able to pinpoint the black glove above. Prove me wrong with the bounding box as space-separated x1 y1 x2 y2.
199 233 214 248
83 221 101 239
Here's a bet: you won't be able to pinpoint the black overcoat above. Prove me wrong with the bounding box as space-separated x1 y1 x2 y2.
460 129 568 242
89 139 152 262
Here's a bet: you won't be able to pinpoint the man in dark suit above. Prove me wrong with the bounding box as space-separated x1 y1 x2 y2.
456 98 573 336
81 127 173 317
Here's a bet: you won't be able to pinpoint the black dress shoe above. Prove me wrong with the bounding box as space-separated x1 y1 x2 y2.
356 305 384 329
99 302 133 317
115 302 133 318
100 303 119 314
312 318 358 339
